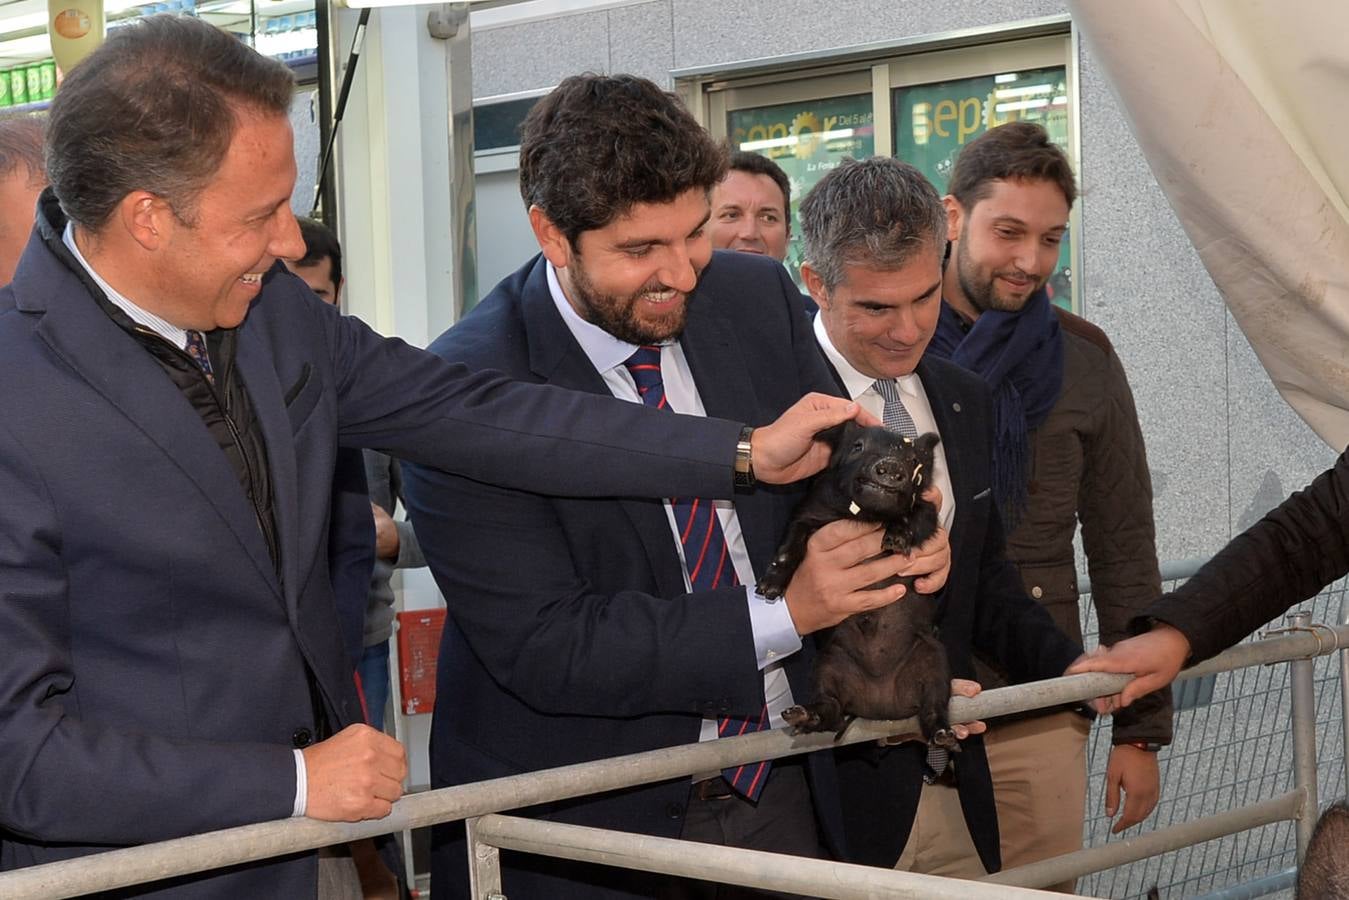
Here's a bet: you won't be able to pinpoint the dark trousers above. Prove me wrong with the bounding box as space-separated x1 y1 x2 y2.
659 758 825 900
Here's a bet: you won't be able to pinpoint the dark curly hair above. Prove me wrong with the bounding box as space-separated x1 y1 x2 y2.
947 121 1077 210
518 74 727 247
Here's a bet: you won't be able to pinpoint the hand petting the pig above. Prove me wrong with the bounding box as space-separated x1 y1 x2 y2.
899 486 949 595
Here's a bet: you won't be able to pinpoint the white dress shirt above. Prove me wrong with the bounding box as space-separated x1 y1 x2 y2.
63 223 311 818
546 263 800 750
813 313 956 533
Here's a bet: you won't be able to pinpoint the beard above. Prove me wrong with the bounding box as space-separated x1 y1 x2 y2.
954 222 1048 314
567 254 692 345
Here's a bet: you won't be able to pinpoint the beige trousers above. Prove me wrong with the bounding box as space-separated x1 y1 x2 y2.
893 780 988 879
982 709 1091 893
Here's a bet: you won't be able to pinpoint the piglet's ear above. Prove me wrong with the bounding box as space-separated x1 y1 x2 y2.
818 419 862 452
915 431 940 455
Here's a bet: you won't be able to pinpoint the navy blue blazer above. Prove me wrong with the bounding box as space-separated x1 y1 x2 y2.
0 210 756 897
403 252 845 899
817 351 1084 873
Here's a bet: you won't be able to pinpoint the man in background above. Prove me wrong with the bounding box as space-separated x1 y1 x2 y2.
708 151 815 315
932 122 1170 888
291 216 344 305
708 150 792 262
0 113 45 285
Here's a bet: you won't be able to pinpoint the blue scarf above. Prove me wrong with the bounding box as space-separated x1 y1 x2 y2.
926 288 1064 528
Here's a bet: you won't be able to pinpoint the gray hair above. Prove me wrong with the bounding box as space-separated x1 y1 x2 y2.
47 15 294 230
0 113 45 182
798 156 946 292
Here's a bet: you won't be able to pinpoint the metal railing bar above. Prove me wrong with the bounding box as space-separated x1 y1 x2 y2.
1075 556 1207 596
1190 866 1296 900
2 625 1345 898
1286 611 1321 860
1340 584 1349 797
981 790 1304 890
0 672 1131 899
1175 624 1349 682
472 813 1097 899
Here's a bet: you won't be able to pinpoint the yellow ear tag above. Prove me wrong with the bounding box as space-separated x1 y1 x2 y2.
848 501 861 516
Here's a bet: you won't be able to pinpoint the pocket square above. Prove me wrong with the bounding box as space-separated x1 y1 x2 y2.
972 488 992 500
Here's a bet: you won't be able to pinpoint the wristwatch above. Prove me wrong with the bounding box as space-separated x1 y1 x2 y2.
733 426 755 488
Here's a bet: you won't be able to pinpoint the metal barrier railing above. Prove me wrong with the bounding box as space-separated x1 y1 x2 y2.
469 814 1072 899
1 623 1344 899
1076 565 1349 899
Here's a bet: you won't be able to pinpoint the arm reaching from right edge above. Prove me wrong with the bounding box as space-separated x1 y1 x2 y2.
1066 623 1192 708
1069 447 1349 708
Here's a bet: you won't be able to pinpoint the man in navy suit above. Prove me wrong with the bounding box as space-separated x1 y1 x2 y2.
0 21 861 899
403 75 953 899
797 156 1088 878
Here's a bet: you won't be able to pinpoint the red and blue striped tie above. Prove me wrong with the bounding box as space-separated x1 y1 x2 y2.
623 345 771 801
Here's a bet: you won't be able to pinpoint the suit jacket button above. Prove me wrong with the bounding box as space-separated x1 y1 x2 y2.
952 402 962 413
292 727 314 748
1031 586 1043 599
665 803 684 819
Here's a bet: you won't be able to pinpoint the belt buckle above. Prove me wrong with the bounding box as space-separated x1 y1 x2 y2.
694 777 735 801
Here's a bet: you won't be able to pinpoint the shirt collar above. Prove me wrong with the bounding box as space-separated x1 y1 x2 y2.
812 312 923 400
62 221 189 350
546 260 669 372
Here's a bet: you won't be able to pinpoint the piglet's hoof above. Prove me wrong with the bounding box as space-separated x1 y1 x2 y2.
755 573 787 601
931 728 962 753
781 705 818 731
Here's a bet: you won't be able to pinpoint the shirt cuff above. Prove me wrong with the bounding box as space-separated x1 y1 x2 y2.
747 587 802 670
292 748 308 817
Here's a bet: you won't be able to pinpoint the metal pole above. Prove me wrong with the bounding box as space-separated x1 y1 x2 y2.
427 2 477 320
1191 867 1297 900
1286 610 1320 861
309 6 369 218
983 790 1303 890
1340 585 1349 807
465 816 504 900
474 814 1092 900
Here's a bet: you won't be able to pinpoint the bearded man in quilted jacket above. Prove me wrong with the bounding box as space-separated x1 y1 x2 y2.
930 121 1172 891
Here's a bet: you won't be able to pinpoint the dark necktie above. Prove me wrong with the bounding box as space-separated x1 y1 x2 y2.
873 378 917 439
624 345 771 800
874 379 948 782
185 330 215 384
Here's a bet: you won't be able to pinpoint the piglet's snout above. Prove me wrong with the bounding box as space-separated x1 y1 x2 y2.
870 456 908 488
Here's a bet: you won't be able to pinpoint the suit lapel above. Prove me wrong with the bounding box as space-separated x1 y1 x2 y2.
520 261 687 597
916 356 979 555
680 280 779 572
236 322 302 612
29 267 282 600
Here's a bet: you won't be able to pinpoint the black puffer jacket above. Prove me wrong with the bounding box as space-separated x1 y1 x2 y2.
976 308 1173 746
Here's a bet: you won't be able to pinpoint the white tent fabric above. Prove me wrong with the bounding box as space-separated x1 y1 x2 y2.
1068 0 1349 449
